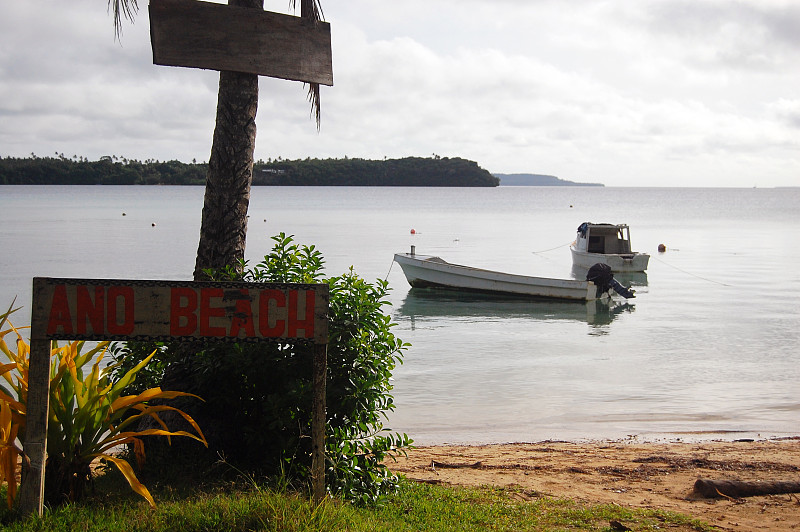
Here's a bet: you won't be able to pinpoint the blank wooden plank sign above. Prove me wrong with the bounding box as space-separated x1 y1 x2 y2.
149 0 333 85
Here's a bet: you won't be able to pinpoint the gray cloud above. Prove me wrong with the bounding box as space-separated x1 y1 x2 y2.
637 1 800 70
0 0 797 186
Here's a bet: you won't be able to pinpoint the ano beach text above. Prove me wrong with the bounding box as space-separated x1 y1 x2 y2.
31 278 329 344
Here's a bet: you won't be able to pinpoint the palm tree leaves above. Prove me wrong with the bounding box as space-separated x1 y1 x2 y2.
108 0 139 40
292 0 326 129
290 0 323 23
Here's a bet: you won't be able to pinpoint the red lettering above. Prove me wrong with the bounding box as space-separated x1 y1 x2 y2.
199 288 226 337
170 287 198 336
76 285 104 335
107 287 135 335
106 286 136 336
229 289 255 338
258 289 286 337
288 290 315 339
46 285 73 335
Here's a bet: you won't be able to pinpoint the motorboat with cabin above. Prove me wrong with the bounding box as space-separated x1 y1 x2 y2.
570 222 649 272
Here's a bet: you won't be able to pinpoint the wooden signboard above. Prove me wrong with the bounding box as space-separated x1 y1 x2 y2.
30 278 328 344
149 0 334 85
19 277 329 515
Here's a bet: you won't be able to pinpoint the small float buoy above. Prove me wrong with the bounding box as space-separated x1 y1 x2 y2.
658 243 666 252
410 229 416 234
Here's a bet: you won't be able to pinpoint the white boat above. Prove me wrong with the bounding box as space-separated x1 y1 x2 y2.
570 222 649 272
394 249 611 301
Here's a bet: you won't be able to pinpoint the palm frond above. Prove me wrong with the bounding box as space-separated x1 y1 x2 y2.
108 0 139 40
307 83 322 130
290 0 324 22
290 0 324 129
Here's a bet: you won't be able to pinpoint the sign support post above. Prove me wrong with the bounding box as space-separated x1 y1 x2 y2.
16 336 51 515
311 343 327 503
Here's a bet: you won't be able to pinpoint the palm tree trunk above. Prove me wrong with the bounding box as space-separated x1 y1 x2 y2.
193 0 264 280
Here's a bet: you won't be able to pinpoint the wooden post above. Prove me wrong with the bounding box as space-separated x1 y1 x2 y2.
16 338 50 517
311 343 327 503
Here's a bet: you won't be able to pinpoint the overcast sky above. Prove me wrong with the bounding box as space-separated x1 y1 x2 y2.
1 1 798 187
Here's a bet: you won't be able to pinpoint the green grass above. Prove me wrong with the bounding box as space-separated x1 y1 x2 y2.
1 476 715 532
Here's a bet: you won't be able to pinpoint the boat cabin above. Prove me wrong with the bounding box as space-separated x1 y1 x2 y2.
577 223 633 254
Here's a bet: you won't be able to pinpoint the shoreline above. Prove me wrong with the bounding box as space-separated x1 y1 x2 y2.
402 431 800 448
388 437 800 531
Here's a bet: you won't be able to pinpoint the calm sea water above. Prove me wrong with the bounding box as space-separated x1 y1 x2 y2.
2 185 798 444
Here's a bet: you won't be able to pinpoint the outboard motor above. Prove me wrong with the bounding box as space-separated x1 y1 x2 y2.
586 263 636 299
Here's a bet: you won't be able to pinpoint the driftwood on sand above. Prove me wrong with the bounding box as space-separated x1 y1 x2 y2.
693 478 800 498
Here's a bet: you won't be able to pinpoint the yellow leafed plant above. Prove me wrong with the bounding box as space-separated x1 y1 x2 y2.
0 303 207 508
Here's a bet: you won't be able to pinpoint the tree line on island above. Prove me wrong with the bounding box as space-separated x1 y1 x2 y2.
0 154 499 187
1 154 603 187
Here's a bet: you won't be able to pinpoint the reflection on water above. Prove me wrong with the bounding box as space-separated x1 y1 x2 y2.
570 265 649 287
396 288 634 327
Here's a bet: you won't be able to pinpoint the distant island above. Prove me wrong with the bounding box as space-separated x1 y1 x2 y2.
0 155 499 187
1 155 601 187
494 173 604 187
254 156 499 186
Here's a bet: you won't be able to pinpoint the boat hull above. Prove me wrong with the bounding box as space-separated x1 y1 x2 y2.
570 246 650 273
394 253 598 301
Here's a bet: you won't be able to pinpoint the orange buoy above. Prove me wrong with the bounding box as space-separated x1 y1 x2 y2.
410 229 416 234
658 243 666 252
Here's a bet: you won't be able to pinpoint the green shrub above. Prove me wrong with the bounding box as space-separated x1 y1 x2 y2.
110 233 412 504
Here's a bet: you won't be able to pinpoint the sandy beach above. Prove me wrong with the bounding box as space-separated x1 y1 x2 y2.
388 438 800 531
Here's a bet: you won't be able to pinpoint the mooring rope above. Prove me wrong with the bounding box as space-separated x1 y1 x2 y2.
384 259 395 282
531 241 572 255
652 256 732 287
